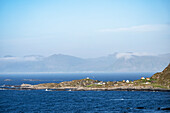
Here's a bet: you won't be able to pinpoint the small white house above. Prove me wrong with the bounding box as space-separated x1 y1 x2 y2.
97 82 102 85
126 80 129 83
96 81 105 85
86 77 89 79
145 82 151 84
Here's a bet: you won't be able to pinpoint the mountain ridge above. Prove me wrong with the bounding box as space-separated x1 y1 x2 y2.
0 52 170 73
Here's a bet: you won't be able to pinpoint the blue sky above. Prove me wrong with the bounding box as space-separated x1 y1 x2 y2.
0 0 170 58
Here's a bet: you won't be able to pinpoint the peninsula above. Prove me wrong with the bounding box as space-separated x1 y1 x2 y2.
3 64 170 92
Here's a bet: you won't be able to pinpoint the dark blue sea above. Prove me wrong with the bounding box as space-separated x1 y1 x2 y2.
0 72 154 85
0 73 170 113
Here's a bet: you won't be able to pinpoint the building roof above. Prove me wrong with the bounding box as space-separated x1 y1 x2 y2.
141 77 145 79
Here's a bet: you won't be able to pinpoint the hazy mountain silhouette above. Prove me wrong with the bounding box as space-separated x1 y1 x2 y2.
0 53 170 73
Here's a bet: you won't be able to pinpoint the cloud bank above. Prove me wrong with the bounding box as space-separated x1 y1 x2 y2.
115 52 156 60
100 24 170 33
0 56 43 61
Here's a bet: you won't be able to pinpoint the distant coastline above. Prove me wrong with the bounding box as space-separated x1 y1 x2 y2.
1 64 169 92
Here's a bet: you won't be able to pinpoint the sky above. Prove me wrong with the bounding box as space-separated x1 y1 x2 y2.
0 0 170 58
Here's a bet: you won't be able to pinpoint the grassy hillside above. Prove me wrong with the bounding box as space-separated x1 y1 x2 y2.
151 64 170 88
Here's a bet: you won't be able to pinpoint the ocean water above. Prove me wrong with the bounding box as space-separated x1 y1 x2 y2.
0 72 153 85
0 73 170 113
0 90 170 113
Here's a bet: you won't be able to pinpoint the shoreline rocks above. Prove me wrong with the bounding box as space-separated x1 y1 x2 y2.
1 84 170 92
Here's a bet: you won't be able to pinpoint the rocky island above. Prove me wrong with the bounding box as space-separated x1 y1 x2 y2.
2 64 170 92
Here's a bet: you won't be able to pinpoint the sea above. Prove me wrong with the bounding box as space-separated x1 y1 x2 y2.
0 73 170 113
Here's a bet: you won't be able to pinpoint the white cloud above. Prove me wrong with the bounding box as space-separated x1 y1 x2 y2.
115 52 156 60
0 56 42 61
99 24 170 32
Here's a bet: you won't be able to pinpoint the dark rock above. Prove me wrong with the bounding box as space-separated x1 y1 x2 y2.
135 107 145 109
161 107 170 110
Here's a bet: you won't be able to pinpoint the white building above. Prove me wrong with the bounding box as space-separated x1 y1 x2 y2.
126 80 129 83
145 82 151 84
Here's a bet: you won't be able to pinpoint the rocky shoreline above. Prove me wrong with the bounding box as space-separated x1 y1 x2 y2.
1 85 170 92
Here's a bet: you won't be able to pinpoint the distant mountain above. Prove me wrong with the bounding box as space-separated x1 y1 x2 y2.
4 55 15 58
0 53 170 73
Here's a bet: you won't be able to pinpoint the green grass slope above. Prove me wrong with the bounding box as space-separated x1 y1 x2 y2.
151 64 170 88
